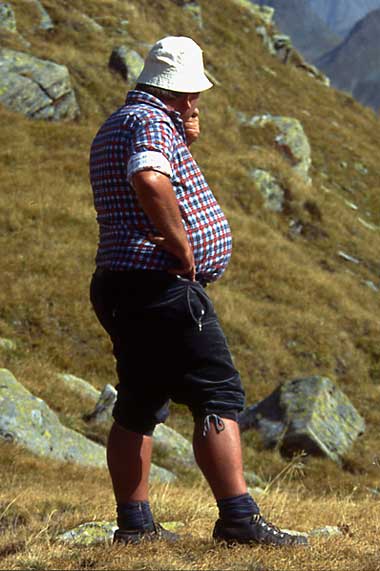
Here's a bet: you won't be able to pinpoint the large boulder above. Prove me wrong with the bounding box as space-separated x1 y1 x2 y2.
57 373 101 402
240 113 312 184
0 49 79 120
239 376 366 464
0 369 175 483
85 383 195 469
0 2 16 32
108 46 144 83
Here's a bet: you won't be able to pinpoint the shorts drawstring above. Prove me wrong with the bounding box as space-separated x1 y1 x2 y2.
202 414 226 437
186 287 205 332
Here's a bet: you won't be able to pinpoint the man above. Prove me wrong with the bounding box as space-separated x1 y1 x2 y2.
89 36 307 547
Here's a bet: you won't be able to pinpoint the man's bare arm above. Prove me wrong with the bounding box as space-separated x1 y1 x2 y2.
132 170 195 280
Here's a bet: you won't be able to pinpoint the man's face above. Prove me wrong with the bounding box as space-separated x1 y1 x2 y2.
180 93 201 121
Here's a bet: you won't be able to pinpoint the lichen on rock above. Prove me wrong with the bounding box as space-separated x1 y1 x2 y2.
108 46 144 83
0 2 16 32
0 48 79 120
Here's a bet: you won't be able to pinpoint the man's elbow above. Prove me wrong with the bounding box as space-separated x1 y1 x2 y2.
132 170 171 193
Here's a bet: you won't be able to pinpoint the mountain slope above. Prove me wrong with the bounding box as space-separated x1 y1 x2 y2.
309 0 380 37
1 0 380 568
255 0 341 61
316 8 380 111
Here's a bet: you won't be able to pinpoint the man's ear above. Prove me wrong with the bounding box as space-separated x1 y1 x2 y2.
183 94 193 111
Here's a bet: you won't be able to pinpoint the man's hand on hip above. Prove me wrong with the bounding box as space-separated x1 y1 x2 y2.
148 233 195 280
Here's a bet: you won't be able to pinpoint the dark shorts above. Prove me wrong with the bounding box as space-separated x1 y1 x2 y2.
90 268 245 435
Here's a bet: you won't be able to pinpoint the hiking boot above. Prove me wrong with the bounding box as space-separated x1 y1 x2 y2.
113 522 179 545
213 513 308 547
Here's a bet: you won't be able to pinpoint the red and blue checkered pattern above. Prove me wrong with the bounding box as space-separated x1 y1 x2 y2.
89 90 232 283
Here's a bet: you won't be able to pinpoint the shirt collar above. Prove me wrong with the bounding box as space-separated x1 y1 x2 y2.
125 89 186 140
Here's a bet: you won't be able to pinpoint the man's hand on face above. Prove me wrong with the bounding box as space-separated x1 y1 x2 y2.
184 108 200 146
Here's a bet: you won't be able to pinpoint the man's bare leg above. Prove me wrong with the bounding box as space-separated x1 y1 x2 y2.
107 422 153 503
192 417 247 499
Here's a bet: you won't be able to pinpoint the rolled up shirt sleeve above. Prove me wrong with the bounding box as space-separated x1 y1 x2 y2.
127 119 174 182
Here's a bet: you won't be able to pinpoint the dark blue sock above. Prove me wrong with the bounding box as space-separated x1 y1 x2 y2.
217 493 260 521
117 501 154 530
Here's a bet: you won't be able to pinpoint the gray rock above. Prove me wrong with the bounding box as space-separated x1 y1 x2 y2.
248 114 312 184
0 337 16 351
255 25 276 55
337 251 360 264
58 521 117 545
354 162 368 175
309 525 343 538
182 1 203 29
0 369 176 483
85 384 195 468
73 10 103 32
84 383 115 424
108 46 144 83
232 1 274 25
154 423 195 468
58 520 184 545
249 169 285 212
0 368 107 467
0 2 16 32
33 0 54 31
364 280 379 292
0 49 79 120
57 373 100 402
239 376 366 464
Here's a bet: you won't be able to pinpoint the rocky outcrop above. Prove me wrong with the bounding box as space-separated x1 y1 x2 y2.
232 1 274 25
0 49 79 120
249 169 285 212
0 368 107 467
245 114 312 184
0 369 175 483
255 0 341 61
239 376 366 464
239 112 312 210
0 2 16 32
108 46 144 83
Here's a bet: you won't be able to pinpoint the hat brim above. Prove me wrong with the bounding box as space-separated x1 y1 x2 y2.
137 69 213 93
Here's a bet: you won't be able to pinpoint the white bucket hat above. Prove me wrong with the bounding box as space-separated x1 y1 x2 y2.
137 36 213 93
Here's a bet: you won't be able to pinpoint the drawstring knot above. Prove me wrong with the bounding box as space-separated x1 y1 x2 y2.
202 414 226 437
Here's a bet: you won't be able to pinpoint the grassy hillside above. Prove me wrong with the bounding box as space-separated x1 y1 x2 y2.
1 0 380 569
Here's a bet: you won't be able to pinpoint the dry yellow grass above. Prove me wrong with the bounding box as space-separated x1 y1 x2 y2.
0 445 379 570
1 0 380 568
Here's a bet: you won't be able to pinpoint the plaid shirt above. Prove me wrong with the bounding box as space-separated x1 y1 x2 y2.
90 90 232 283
